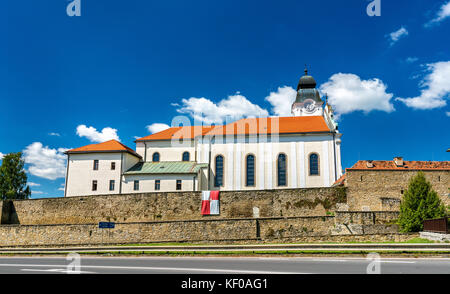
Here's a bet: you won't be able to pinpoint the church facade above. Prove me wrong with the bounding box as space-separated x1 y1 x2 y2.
64 71 343 197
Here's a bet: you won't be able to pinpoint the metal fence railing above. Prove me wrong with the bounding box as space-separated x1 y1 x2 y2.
423 217 449 234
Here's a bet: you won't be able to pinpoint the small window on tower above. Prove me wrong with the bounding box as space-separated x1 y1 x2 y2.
111 162 116 170
93 160 99 170
92 180 97 191
155 180 160 191
176 180 182 190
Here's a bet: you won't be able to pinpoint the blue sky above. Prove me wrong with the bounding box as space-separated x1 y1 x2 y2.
2 0 450 198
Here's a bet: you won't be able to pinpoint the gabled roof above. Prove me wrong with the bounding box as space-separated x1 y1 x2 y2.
205 116 330 136
347 160 450 171
66 140 142 158
135 126 217 142
136 116 331 141
124 161 208 175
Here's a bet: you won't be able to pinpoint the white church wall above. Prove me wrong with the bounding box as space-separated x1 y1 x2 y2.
143 140 196 162
204 133 339 191
136 142 146 159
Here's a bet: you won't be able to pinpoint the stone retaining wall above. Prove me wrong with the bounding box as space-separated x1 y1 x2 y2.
0 188 346 225
0 215 403 247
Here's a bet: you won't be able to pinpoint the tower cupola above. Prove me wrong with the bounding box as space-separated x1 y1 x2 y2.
292 67 324 117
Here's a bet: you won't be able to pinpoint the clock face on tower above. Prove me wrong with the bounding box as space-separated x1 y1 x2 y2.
303 100 317 113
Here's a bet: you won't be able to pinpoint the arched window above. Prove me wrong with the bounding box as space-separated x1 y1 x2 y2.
214 155 224 187
277 154 287 186
309 153 319 175
152 152 160 162
246 154 255 187
182 152 190 162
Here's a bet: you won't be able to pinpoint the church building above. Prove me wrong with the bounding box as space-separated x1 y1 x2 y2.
64 70 343 196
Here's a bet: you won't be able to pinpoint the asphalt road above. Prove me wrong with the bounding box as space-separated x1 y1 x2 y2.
0 256 448 274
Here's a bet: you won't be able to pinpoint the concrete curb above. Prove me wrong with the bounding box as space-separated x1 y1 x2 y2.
0 243 449 253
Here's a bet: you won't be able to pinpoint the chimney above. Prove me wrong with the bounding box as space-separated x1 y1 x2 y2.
394 157 404 167
366 160 374 168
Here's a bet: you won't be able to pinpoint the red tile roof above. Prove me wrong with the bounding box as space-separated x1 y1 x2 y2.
332 174 346 186
135 126 217 141
66 140 141 158
347 160 450 171
206 116 330 136
136 116 331 141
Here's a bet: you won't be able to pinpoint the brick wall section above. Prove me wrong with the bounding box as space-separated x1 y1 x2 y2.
346 170 449 211
334 211 399 225
0 219 257 247
0 188 346 225
0 216 404 247
260 216 334 239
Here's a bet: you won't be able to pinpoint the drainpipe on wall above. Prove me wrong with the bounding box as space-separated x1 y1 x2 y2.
208 138 212 191
144 142 147 162
64 154 70 197
119 152 123 194
332 133 338 182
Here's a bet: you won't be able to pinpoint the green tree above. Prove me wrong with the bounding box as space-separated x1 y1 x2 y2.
398 171 446 232
0 152 31 200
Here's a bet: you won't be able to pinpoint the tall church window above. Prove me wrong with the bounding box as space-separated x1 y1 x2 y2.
309 153 319 176
277 154 287 186
152 152 160 162
182 152 190 162
246 154 255 187
215 155 224 187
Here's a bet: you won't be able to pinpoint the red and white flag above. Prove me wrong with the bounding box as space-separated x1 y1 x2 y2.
201 191 220 215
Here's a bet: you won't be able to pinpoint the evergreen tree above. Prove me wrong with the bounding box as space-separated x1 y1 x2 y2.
0 152 31 200
398 171 446 232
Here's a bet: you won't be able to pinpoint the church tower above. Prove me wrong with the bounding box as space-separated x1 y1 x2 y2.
291 68 324 117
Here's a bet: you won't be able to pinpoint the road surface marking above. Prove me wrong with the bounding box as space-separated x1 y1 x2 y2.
0 264 310 274
21 268 96 274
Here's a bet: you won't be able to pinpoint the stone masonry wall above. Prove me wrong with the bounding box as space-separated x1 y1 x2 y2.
346 170 449 211
0 215 403 247
0 188 346 225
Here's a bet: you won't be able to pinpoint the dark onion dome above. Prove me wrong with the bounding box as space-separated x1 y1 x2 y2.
294 68 322 103
297 69 317 90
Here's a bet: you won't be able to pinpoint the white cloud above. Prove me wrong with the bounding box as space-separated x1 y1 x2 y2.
23 142 67 180
426 1 450 26
396 61 450 109
387 27 408 46
405 57 418 64
265 86 297 117
146 123 170 134
446 111 450 117
319 73 395 117
32 191 45 195
0 152 3 160
48 132 60 137
76 125 120 143
28 182 41 187
176 94 269 124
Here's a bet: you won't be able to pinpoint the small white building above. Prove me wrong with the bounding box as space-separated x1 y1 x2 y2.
64 71 343 196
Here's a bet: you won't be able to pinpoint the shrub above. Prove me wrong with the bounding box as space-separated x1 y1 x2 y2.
398 172 446 232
